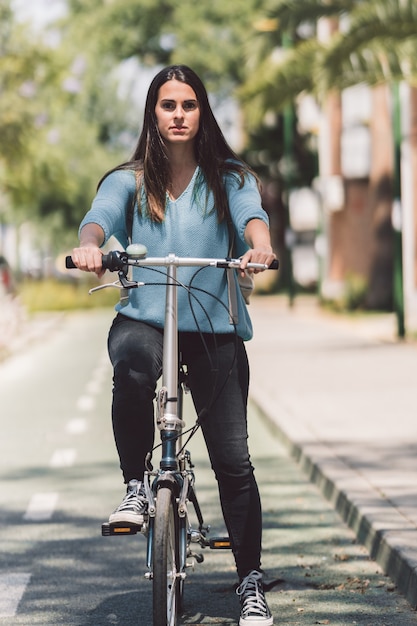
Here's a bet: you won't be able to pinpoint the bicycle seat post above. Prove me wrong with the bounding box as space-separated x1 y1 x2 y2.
158 256 184 471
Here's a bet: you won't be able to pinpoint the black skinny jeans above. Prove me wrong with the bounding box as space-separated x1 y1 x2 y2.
107 313 262 578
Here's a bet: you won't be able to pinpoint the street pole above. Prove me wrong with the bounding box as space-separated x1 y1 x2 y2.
282 32 295 307
392 82 405 338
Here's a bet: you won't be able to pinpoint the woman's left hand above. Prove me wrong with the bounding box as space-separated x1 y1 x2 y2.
239 246 277 275
241 218 277 275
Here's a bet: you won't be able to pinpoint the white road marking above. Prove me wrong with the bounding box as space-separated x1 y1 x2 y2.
86 379 101 395
49 448 77 468
23 492 58 521
76 395 95 411
87 358 111 394
66 417 88 434
0 353 36 383
74 350 109 414
96 359 110 377
0 573 31 617
99 350 110 367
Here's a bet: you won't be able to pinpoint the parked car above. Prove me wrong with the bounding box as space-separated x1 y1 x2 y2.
0 255 14 295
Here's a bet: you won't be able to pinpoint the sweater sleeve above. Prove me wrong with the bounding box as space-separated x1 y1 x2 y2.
224 171 269 255
78 169 136 247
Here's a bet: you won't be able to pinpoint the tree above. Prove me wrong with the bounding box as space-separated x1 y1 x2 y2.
63 0 262 92
0 0 133 252
237 0 417 310
323 0 417 89
239 0 417 115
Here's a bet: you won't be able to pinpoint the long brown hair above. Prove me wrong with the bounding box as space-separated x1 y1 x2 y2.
99 65 258 222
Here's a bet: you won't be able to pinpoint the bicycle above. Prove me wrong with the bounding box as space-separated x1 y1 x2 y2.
66 244 278 626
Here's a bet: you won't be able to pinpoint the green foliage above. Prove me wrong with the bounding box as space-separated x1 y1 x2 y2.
239 0 417 123
240 39 324 124
68 0 176 64
0 0 132 242
343 272 368 311
65 0 261 90
323 0 417 89
18 278 119 312
168 0 260 86
322 272 368 312
0 21 51 167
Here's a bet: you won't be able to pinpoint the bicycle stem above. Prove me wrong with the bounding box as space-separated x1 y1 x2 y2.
163 260 178 419
157 256 185 471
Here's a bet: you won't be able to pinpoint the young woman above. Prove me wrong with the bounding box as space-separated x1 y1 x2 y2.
71 65 276 625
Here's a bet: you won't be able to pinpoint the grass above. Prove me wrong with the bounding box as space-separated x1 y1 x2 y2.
17 278 119 313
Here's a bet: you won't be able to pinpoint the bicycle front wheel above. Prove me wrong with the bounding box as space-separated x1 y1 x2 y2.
153 486 180 626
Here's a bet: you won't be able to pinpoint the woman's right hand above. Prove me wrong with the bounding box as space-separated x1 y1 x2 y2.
71 245 105 278
71 224 106 277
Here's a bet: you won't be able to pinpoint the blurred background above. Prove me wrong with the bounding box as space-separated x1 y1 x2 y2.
1 0 416 341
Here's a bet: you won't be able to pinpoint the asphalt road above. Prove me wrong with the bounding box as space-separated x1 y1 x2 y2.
0 309 416 625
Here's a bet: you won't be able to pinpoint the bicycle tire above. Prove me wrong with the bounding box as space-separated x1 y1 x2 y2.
153 486 180 626
177 516 187 612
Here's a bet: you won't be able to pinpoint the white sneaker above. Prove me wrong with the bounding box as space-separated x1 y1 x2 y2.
109 479 147 526
236 570 273 625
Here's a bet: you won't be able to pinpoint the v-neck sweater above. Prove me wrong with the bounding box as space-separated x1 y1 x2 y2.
79 167 269 340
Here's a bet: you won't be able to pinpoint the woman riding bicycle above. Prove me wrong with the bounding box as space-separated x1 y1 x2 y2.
71 64 276 626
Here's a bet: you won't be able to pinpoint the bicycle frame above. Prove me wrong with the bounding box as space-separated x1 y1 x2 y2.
143 256 208 580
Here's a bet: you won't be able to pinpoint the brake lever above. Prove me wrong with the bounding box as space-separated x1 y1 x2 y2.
118 270 141 289
88 277 144 295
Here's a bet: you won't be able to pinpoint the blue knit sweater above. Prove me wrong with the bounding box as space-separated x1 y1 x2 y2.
79 167 269 340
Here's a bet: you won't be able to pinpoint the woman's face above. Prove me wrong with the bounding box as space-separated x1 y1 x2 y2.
155 79 200 146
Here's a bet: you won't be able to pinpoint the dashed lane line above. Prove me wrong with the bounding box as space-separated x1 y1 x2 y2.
23 492 59 522
66 417 88 434
77 363 110 409
0 347 110 618
85 379 101 395
49 448 77 468
0 573 31 618
76 394 95 412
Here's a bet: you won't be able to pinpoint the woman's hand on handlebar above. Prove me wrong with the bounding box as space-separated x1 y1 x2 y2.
241 218 277 275
239 246 277 275
71 245 105 278
72 224 106 277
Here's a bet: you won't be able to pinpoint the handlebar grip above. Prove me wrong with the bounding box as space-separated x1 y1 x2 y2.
65 252 123 272
269 259 279 270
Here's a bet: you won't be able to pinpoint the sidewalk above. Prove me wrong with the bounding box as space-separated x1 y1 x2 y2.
247 294 417 609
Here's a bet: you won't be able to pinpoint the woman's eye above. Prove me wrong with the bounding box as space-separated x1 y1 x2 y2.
159 101 198 111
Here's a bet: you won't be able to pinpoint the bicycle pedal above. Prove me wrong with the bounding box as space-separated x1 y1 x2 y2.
101 522 140 536
209 536 232 549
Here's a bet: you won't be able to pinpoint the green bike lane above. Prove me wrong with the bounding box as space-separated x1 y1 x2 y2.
0 308 416 624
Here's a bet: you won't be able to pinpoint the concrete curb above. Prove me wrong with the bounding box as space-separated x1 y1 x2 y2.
251 388 417 609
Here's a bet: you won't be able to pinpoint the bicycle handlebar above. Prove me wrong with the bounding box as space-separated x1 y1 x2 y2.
65 249 279 272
